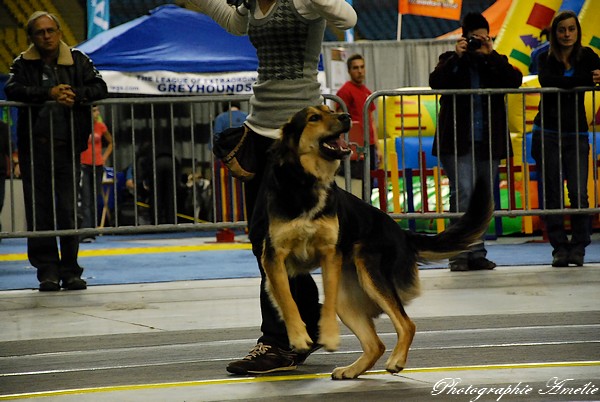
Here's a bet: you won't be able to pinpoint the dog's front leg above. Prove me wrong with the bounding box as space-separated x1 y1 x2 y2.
263 249 313 352
318 248 342 352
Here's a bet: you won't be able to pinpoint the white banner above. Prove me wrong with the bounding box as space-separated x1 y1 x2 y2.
100 70 258 95
100 70 328 96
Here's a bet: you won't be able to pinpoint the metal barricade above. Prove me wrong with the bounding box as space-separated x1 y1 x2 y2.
2 87 598 240
358 86 599 236
0 94 350 239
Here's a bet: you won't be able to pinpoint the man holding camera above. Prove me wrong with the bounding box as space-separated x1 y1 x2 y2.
429 12 522 272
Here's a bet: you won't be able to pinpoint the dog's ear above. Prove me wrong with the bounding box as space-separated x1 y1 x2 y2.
272 108 308 164
283 108 308 144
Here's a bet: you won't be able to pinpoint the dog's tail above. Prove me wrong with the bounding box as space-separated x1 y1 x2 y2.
408 177 494 262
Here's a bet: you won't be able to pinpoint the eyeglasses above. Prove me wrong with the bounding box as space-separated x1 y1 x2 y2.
32 28 59 38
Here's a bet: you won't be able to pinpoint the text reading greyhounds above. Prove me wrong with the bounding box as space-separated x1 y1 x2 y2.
251 105 493 379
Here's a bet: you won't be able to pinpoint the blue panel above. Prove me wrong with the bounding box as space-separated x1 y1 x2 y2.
78 5 258 73
395 136 438 170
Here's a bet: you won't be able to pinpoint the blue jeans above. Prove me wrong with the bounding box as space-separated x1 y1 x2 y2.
531 132 591 254
439 151 499 262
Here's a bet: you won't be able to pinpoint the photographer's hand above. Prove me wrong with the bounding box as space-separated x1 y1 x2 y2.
479 35 493 55
455 37 467 58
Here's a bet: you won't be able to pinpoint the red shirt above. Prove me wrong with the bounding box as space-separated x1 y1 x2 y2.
80 121 107 166
336 81 376 143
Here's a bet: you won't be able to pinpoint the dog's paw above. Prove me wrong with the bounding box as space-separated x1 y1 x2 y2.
318 319 340 351
289 332 313 353
385 356 406 374
317 332 340 352
331 365 362 380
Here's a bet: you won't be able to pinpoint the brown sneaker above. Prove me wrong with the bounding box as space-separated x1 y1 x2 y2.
226 343 298 375
295 343 322 365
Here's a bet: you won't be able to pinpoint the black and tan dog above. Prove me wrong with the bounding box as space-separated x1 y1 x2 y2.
254 105 492 379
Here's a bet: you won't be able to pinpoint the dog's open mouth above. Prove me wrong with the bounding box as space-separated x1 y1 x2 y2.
319 132 352 160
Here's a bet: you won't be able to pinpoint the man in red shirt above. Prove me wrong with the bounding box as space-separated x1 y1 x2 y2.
336 54 379 196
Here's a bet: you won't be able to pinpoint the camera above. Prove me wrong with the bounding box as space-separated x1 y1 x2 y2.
466 36 482 52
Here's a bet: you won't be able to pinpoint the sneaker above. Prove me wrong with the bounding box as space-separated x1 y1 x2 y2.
61 277 87 290
80 236 95 243
295 343 322 365
449 261 469 271
39 279 60 292
226 343 298 374
552 249 569 267
468 257 496 270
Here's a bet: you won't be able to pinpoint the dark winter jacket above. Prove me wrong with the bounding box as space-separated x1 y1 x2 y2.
4 41 108 153
533 47 600 134
429 50 522 159
0 121 8 178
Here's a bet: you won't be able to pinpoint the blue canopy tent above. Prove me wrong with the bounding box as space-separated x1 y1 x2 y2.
77 5 259 95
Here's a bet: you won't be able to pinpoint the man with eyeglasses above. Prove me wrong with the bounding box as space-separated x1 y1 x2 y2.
4 11 108 291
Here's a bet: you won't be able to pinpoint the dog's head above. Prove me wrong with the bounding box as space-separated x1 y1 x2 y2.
273 105 352 181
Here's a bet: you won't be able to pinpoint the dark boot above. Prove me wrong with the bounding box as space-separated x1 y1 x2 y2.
551 248 569 268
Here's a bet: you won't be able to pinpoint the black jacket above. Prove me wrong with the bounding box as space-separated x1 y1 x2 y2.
533 46 600 133
0 121 8 178
4 41 108 153
429 50 522 159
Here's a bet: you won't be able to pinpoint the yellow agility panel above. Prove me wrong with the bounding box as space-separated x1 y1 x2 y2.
377 89 438 139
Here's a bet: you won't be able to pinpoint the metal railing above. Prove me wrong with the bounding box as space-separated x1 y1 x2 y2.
0 94 350 239
360 86 599 226
1 86 598 240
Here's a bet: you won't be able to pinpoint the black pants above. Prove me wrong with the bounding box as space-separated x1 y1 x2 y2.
0 176 5 235
149 154 178 224
244 131 321 350
80 164 104 230
20 140 82 282
532 132 591 254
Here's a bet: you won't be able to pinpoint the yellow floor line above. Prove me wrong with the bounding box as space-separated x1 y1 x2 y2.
0 243 252 262
1 361 598 400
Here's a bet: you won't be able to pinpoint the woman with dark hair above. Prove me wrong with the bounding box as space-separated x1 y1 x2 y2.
531 10 600 267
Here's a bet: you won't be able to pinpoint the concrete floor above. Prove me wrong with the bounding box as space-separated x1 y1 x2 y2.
1 262 599 401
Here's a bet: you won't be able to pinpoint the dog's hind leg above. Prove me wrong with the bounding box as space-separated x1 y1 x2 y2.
331 267 385 380
383 301 416 374
354 255 416 374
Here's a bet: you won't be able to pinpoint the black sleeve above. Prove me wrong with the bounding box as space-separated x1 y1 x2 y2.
4 58 51 103
71 49 108 104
